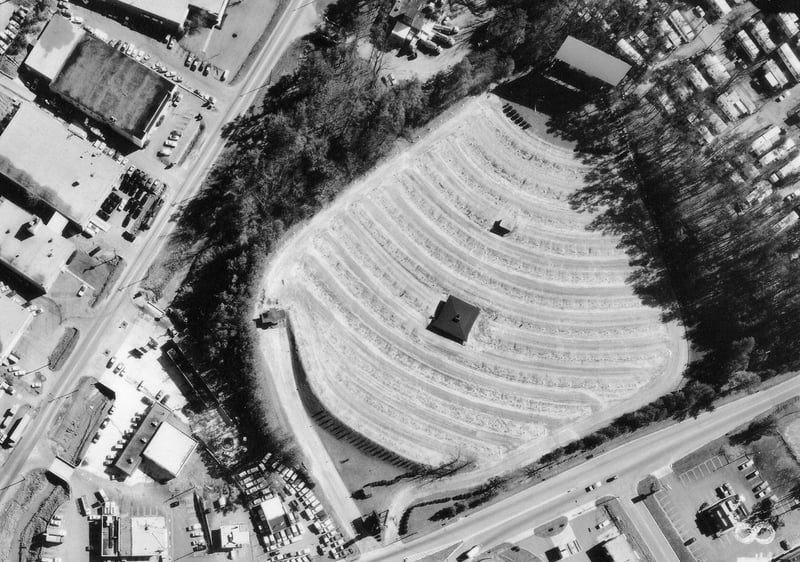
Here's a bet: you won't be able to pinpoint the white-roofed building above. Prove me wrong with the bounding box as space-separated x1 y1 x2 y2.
778 13 799 39
141 421 196 479
764 59 790 89
701 54 730 84
778 43 800 81
259 497 287 534
736 30 760 61
749 19 776 52
686 64 710 91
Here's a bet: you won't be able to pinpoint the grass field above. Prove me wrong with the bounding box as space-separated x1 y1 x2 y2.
261 95 687 468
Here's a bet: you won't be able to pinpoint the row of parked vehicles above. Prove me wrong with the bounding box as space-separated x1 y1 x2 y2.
0 5 29 56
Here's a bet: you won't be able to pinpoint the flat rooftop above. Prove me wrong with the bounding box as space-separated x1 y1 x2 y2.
129 516 168 556
114 401 172 476
554 36 631 87
0 197 75 292
0 104 121 226
142 421 196 477
114 0 188 27
24 15 85 82
51 35 174 140
0 292 31 361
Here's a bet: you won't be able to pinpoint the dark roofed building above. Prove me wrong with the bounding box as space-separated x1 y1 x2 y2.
50 35 175 147
552 36 631 89
259 308 286 328
429 296 480 343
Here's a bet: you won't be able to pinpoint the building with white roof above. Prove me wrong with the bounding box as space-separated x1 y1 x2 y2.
141 421 197 479
778 13 799 39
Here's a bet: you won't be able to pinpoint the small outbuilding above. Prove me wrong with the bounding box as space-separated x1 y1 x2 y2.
259 308 286 328
429 295 480 344
490 219 513 237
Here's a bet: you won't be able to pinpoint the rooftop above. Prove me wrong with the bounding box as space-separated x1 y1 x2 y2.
554 36 631 87
0 292 31 362
129 516 168 556
0 104 121 226
51 35 174 140
24 15 85 82
429 295 480 343
259 496 287 533
214 524 250 549
114 401 172 476
114 0 189 27
142 420 196 478
0 198 75 292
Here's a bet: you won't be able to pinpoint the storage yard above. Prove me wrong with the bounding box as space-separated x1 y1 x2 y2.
261 95 687 468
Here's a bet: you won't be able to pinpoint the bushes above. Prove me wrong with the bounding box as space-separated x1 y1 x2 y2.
48 327 79 371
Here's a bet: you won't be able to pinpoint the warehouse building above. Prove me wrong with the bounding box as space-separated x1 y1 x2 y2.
0 197 75 293
550 36 631 89
113 401 196 481
141 420 197 480
88 0 229 32
25 16 176 147
0 104 122 230
93 514 168 560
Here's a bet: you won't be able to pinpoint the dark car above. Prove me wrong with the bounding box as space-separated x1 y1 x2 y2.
684 537 696 546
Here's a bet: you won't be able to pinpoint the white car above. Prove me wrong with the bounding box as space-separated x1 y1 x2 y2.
586 481 602 492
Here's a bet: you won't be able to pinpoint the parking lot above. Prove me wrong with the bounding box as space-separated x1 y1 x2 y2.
653 453 784 561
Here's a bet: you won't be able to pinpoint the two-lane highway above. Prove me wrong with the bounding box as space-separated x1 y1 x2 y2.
359 375 800 561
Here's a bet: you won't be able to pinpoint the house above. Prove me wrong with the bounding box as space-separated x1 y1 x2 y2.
429 295 480 344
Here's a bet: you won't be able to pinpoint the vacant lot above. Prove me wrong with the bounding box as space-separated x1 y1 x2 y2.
261 95 686 467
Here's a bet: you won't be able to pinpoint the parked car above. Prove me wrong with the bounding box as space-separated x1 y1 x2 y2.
745 470 760 480
106 356 116 369
187 523 202 531
738 459 754 470
586 481 602 492
77 285 86 297
190 530 203 537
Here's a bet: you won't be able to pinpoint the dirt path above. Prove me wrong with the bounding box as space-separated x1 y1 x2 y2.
257 93 687 470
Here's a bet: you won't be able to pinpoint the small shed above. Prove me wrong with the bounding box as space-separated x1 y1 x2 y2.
429 296 480 344
490 219 513 237
259 308 286 328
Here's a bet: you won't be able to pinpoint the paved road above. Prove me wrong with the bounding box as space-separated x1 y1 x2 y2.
0 0 313 503
259 329 364 541
358 376 800 561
